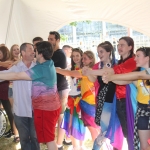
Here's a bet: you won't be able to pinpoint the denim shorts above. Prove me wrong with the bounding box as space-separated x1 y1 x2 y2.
137 103 150 130
8 88 13 98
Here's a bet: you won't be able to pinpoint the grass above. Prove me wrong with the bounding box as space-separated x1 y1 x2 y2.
0 128 93 150
0 109 93 150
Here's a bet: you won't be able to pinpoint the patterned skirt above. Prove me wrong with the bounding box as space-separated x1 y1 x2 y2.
61 95 85 140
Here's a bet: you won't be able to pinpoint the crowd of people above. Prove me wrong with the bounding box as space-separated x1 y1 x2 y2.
0 31 150 150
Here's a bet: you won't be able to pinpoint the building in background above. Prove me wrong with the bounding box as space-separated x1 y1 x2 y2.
59 21 150 62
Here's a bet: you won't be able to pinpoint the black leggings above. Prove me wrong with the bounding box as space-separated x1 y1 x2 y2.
116 98 128 137
1 99 14 132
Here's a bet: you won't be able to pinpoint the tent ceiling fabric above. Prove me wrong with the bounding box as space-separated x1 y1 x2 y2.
0 0 150 47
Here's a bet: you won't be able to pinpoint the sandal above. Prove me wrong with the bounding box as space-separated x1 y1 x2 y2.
13 136 20 143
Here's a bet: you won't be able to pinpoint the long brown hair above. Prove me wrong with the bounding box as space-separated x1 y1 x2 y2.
71 48 83 70
98 41 116 66
0 46 10 61
118 36 134 64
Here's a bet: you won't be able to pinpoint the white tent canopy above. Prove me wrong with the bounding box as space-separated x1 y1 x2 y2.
1 0 150 47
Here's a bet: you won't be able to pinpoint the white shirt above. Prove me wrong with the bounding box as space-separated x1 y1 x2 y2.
69 78 81 96
66 57 71 69
1 61 36 117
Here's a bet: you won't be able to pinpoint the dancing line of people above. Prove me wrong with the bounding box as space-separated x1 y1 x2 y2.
0 32 150 150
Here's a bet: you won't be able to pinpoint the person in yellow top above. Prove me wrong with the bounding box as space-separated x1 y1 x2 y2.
78 69 96 105
56 50 100 143
136 80 149 104
102 47 150 150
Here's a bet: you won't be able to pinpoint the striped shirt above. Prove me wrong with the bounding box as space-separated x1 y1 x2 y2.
26 60 61 111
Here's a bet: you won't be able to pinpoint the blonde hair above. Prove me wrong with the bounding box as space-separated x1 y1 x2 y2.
83 50 95 68
10 44 20 61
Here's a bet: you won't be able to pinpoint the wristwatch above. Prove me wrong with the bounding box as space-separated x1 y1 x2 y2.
145 68 150 75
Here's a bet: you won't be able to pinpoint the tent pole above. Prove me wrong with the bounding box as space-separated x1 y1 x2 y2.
5 0 15 45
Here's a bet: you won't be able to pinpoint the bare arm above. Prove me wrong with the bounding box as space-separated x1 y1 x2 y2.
102 70 149 84
0 61 13 68
55 68 82 78
112 80 133 85
87 75 97 82
111 71 150 81
84 67 114 76
82 67 114 82
0 72 31 81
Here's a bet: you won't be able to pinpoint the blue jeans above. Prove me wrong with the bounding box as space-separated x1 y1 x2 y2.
93 139 101 150
14 113 40 150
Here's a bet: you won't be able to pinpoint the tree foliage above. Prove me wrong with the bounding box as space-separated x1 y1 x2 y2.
60 34 68 42
69 20 91 27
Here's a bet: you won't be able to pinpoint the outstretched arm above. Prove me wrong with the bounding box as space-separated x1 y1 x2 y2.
55 68 82 78
111 80 133 85
0 61 13 68
102 70 150 84
83 67 114 76
112 71 149 81
82 66 114 82
82 67 97 82
0 72 31 81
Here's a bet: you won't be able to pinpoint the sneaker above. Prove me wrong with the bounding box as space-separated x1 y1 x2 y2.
58 146 63 150
13 136 20 143
63 139 72 145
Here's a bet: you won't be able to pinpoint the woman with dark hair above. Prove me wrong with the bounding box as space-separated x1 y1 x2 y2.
83 42 123 150
92 41 117 97
0 46 14 138
60 48 86 150
83 36 136 149
0 45 20 141
103 47 150 150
